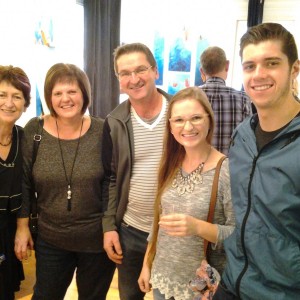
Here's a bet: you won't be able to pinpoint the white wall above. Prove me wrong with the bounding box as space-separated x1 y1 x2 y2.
1 0 300 118
121 0 300 93
0 0 84 126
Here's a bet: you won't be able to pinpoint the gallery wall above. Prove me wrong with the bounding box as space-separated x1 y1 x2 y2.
1 0 300 124
121 0 300 94
0 0 83 126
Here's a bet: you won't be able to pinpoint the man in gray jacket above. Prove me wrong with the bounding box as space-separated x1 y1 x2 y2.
102 43 171 300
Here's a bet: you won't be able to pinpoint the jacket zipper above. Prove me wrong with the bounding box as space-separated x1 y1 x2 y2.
234 129 300 297
235 154 258 298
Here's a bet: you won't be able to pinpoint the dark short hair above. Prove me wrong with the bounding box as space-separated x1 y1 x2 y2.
200 46 227 76
44 63 91 116
0 65 31 107
113 42 157 75
240 22 298 68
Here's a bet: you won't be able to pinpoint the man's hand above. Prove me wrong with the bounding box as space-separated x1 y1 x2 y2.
103 231 123 264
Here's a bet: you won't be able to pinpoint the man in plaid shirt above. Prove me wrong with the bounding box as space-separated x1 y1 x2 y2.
199 46 252 155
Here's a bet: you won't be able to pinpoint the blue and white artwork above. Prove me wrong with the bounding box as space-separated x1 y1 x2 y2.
36 85 44 116
34 17 55 48
194 36 209 86
154 32 165 86
168 37 191 72
152 28 209 92
167 72 190 95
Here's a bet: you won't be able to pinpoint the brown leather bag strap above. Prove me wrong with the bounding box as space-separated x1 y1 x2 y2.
204 155 227 257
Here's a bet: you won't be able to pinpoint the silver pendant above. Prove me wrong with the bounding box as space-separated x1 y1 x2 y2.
67 185 72 200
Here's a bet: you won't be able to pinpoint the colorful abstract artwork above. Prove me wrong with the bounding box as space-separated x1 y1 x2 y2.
34 17 55 48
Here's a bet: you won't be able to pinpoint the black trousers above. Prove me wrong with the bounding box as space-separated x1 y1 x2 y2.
32 237 115 300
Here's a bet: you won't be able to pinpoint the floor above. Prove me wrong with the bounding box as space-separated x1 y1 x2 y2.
15 252 153 300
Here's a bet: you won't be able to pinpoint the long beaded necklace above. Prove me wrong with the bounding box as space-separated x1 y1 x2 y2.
172 146 212 195
56 118 83 211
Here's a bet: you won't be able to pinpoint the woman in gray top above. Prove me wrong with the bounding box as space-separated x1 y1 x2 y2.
138 87 235 300
15 63 115 300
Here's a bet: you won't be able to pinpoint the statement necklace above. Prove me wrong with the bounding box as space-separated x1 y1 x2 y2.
0 134 12 146
172 147 212 195
56 118 83 211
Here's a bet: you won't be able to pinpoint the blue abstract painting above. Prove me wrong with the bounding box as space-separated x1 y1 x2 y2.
36 85 44 116
154 32 165 86
168 37 191 72
167 73 190 95
194 37 209 86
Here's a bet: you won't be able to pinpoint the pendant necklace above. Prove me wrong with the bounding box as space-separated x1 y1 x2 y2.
56 118 83 211
172 146 212 195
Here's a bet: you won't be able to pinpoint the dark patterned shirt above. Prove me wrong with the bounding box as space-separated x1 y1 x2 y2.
200 77 252 155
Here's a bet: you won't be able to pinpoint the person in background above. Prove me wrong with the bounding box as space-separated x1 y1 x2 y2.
213 23 300 300
138 87 235 300
199 46 252 155
102 42 171 300
0 65 31 300
14 63 115 300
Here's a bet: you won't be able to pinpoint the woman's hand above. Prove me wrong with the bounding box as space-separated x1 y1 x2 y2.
159 213 198 236
138 264 152 293
14 218 34 261
159 214 218 243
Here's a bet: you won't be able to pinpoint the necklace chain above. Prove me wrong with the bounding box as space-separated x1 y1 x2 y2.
0 133 12 146
55 118 83 211
172 146 212 195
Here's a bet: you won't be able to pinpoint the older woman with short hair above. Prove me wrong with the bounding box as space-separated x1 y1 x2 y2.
0 65 31 300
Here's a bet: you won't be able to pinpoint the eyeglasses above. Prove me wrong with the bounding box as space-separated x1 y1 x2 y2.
117 65 153 81
169 114 209 127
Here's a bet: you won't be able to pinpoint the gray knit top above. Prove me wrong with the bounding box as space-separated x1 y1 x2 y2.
19 117 105 252
150 159 235 300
